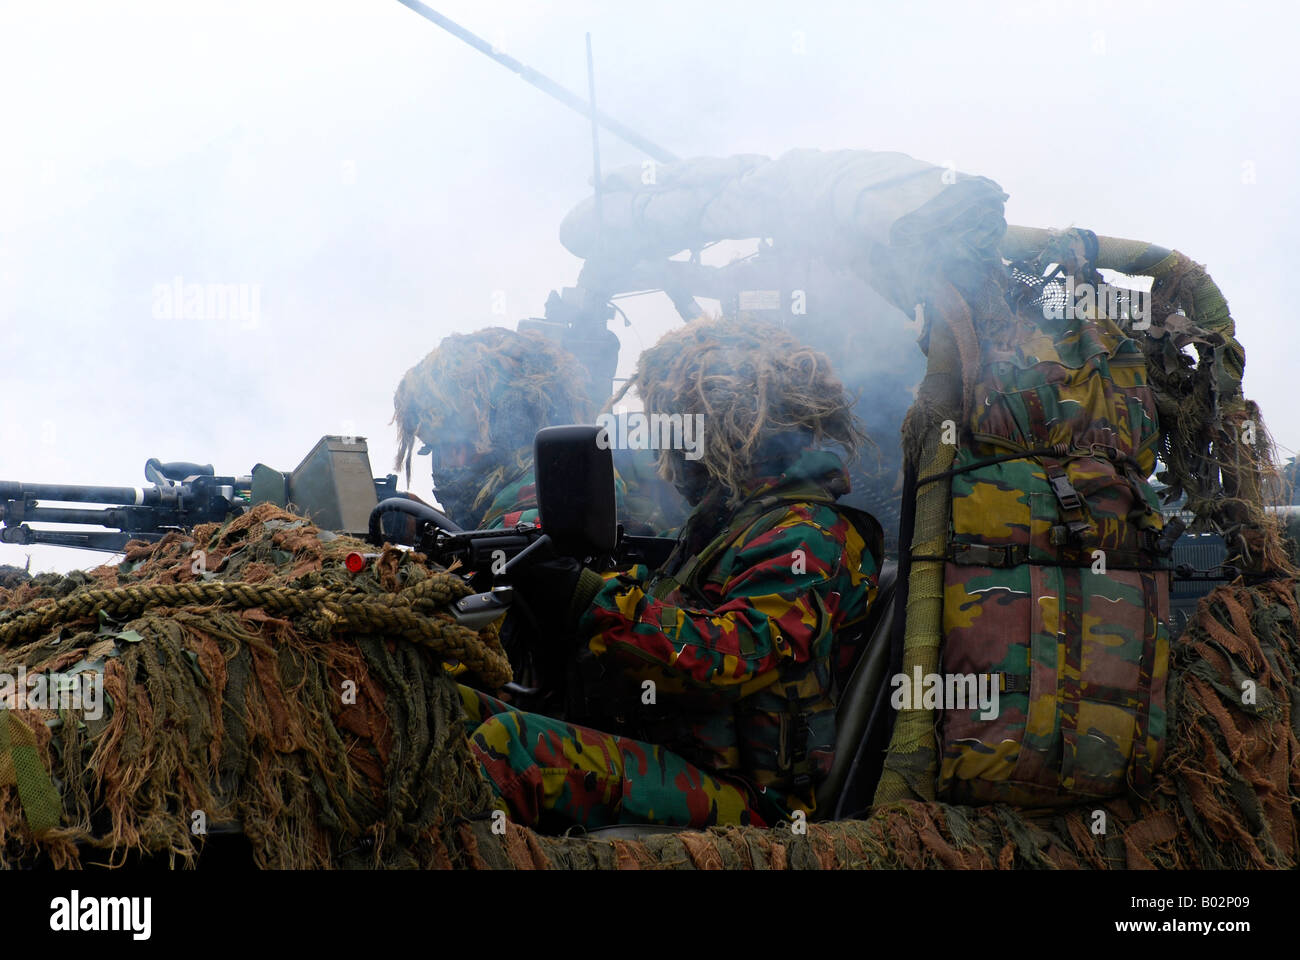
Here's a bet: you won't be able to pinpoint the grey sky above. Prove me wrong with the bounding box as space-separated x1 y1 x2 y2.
2 0 1297 572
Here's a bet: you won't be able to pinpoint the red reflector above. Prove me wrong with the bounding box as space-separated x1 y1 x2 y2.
345 552 366 573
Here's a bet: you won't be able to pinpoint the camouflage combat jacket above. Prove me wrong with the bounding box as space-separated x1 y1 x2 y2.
573 449 881 818
478 464 538 529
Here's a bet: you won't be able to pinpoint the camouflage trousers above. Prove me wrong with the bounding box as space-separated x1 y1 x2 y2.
458 685 773 831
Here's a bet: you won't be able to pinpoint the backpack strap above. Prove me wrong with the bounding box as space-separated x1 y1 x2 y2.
1127 569 1164 796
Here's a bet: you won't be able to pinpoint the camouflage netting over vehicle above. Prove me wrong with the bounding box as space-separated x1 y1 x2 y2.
0 504 510 869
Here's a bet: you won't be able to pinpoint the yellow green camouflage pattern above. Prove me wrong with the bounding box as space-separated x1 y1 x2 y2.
459 685 771 829
970 312 1159 468
938 305 1170 805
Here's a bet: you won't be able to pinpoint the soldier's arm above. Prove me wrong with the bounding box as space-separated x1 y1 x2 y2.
577 504 874 693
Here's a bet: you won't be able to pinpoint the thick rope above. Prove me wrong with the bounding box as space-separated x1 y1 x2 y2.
0 574 512 689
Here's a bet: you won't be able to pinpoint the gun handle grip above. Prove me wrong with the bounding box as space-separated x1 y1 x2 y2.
146 459 215 482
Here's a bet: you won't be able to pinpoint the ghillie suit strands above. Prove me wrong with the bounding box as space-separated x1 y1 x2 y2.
611 315 867 506
391 327 592 525
0 503 508 869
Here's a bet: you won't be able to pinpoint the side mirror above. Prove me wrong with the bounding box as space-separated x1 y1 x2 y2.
534 424 617 558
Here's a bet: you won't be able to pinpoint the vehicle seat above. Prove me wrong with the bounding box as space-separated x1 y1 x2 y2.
811 559 897 819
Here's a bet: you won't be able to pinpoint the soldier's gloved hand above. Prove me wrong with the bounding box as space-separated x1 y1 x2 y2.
509 557 605 636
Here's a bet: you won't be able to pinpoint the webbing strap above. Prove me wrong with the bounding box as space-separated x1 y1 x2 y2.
0 710 61 834
1129 571 1161 796
995 673 1031 694
915 446 1068 488
916 434 1154 489
914 550 1166 571
948 543 1029 568
1058 567 1084 792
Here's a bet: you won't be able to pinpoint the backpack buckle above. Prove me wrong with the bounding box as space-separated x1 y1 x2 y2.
1048 473 1083 513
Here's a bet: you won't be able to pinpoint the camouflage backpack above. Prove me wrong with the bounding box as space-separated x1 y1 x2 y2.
936 309 1171 806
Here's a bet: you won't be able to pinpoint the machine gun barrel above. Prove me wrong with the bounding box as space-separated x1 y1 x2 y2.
11 506 139 527
0 480 163 507
393 0 678 164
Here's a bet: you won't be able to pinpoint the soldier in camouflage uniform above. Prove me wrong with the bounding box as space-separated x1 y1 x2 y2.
394 326 646 701
466 317 882 831
392 327 597 694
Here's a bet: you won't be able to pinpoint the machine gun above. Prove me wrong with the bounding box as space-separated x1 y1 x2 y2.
363 421 675 690
1 426 673 569
369 425 673 596
1 436 401 553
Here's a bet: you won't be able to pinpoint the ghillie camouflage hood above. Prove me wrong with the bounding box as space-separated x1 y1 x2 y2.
615 317 867 506
392 327 594 470
391 327 593 521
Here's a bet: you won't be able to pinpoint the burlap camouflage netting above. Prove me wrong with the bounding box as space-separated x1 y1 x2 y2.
0 503 508 868
0 499 1295 867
